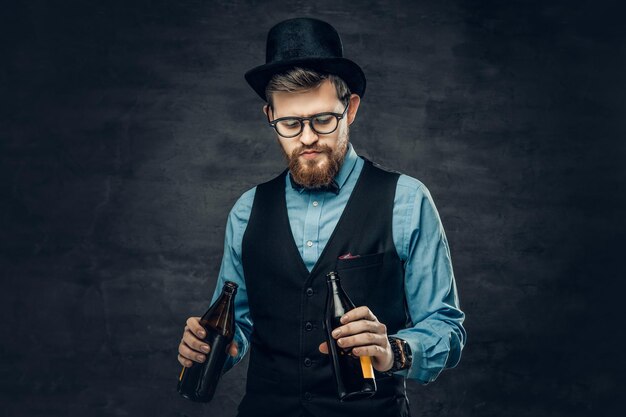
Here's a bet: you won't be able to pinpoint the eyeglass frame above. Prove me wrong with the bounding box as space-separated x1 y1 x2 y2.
266 102 350 138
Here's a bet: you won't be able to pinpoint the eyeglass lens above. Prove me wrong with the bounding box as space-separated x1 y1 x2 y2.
275 114 339 137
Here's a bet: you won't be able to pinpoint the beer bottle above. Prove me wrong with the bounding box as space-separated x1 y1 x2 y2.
177 281 238 402
324 271 376 401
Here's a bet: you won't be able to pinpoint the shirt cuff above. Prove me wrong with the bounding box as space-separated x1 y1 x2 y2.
389 332 444 384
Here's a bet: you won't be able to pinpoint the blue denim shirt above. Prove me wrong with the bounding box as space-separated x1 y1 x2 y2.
210 143 466 384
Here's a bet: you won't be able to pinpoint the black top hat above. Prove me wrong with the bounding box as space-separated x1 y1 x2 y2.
244 17 366 102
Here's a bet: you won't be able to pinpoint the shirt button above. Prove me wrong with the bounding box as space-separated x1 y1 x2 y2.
305 322 313 331
306 240 313 247
304 357 312 367
304 391 312 401
312 201 319 207
306 287 314 296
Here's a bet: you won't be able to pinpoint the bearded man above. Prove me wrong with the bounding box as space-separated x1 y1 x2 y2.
177 17 466 417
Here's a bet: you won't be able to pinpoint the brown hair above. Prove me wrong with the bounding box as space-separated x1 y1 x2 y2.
265 67 351 110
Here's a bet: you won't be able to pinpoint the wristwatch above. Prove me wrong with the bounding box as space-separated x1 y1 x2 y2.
384 336 413 375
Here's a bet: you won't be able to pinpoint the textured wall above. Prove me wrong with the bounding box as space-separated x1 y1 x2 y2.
1 1 625 416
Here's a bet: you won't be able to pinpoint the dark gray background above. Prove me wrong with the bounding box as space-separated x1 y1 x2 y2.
2 0 625 416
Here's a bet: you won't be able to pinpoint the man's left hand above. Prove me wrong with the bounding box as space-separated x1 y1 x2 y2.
318 306 394 373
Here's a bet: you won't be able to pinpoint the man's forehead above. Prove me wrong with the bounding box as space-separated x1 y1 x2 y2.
270 78 342 117
271 96 343 116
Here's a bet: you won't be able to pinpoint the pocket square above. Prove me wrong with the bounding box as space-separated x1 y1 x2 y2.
338 253 361 260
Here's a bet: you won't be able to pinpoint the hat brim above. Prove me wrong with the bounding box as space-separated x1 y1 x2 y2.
244 57 366 102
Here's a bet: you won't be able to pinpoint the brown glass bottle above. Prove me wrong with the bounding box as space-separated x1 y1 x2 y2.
177 281 238 402
324 271 377 401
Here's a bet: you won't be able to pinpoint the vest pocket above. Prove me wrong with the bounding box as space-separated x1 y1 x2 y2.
335 251 386 310
336 251 384 271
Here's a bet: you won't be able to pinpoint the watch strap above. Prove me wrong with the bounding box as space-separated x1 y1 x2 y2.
384 336 412 375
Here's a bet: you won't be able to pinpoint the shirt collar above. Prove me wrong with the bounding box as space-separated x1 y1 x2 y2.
289 142 358 195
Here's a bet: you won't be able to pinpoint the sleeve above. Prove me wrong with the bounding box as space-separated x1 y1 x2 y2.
206 187 256 374
388 179 467 384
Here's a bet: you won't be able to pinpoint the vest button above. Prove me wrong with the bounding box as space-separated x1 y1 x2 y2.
304 322 313 331
304 391 312 401
306 287 314 296
304 357 312 367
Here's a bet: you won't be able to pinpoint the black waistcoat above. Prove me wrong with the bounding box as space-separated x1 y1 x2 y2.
237 158 412 417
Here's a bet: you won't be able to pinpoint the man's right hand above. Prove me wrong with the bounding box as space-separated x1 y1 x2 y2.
178 316 239 367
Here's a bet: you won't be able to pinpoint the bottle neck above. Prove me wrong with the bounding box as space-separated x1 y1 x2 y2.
201 285 237 335
224 282 238 294
326 272 356 314
327 277 340 294
223 289 237 298
216 286 237 308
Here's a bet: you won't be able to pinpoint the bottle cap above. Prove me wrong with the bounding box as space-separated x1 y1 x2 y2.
326 271 339 281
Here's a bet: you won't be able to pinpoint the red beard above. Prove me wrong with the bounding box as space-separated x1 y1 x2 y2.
286 143 347 189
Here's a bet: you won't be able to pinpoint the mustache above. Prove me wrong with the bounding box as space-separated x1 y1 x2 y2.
292 144 332 156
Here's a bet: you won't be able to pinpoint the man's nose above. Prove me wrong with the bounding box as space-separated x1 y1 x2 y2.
299 120 319 146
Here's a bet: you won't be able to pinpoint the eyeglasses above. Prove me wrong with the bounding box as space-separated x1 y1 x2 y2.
267 103 349 138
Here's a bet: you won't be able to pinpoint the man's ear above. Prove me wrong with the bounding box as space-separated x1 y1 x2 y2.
263 104 271 119
347 94 361 125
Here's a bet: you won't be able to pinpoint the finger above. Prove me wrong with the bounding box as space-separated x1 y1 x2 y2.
331 320 381 339
318 341 329 354
182 329 211 354
351 344 386 357
186 316 206 339
341 306 377 324
336 332 386 350
179 340 207 363
178 353 194 368
229 341 238 357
